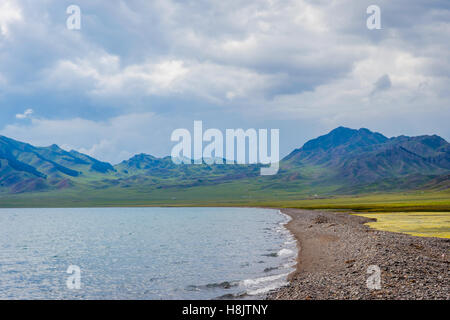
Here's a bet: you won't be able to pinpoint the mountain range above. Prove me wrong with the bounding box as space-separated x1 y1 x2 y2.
0 127 449 197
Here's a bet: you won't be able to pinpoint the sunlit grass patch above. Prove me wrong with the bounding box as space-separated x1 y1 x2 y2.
353 212 450 239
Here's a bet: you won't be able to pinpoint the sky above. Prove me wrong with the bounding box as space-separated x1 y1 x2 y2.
0 0 449 164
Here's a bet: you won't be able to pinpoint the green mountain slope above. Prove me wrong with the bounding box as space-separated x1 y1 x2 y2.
0 136 115 193
0 127 449 197
283 127 449 188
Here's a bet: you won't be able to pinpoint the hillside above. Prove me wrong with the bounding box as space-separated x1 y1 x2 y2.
0 127 449 198
282 127 450 191
0 136 115 193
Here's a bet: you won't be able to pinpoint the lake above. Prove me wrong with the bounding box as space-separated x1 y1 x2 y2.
0 207 296 299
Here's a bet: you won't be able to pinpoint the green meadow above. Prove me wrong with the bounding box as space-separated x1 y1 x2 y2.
353 212 450 239
0 184 448 210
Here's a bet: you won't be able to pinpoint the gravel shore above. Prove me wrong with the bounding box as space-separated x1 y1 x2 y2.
268 209 449 300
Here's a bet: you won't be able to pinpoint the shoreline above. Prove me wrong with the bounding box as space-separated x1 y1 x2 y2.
267 209 449 300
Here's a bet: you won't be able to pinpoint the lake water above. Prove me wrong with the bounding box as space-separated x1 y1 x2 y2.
0 207 296 299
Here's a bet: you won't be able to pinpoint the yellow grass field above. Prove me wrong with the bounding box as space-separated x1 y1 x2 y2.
353 212 450 239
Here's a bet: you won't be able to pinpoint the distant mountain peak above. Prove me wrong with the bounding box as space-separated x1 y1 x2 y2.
135 153 156 159
124 153 157 162
48 144 62 151
301 126 388 152
329 126 355 133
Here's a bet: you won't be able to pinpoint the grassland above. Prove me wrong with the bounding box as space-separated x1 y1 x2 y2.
352 212 450 238
0 182 448 211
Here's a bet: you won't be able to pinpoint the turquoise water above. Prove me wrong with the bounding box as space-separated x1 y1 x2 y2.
0 207 296 299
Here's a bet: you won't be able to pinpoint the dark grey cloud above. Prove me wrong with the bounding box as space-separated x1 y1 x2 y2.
371 74 392 95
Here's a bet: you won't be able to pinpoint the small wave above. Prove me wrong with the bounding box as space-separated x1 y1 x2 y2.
276 228 290 236
263 266 279 273
283 261 297 269
186 281 239 291
277 248 294 256
277 210 292 224
240 273 289 287
262 252 278 257
247 282 288 296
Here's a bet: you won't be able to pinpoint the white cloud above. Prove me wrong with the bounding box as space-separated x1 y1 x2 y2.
44 54 188 95
44 53 285 103
0 0 22 37
15 108 33 119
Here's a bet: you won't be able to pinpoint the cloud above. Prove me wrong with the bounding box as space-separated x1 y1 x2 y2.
0 0 22 37
15 108 33 119
0 0 449 160
372 74 392 95
42 53 285 105
44 55 188 96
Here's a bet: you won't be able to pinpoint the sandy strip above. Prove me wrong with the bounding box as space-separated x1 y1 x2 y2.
268 209 449 300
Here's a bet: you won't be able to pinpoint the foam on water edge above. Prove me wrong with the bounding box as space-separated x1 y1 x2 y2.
239 209 297 298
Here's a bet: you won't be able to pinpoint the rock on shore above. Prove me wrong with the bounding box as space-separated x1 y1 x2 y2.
268 209 449 300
